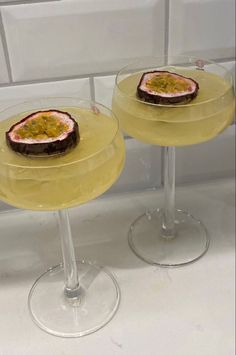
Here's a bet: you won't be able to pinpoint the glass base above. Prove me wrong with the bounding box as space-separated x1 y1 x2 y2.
28 260 120 337
128 209 210 267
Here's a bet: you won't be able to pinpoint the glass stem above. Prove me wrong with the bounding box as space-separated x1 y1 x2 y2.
162 147 176 239
57 209 80 299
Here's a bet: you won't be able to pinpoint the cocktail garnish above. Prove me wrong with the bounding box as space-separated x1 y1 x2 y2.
137 71 199 104
6 110 79 156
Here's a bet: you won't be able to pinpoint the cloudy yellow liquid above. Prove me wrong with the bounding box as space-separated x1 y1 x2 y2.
112 68 235 146
0 107 125 210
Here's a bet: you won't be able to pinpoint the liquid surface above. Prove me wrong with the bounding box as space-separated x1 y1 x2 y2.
0 107 125 210
113 68 235 146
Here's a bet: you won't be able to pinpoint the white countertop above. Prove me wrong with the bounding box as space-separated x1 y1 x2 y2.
0 179 235 355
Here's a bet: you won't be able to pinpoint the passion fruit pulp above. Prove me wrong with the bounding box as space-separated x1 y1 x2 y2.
137 71 199 104
6 110 79 156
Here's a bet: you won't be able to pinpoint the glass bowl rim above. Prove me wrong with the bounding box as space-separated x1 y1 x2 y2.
0 96 121 168
114 55 234 108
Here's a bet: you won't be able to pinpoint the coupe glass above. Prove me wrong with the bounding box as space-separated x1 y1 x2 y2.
0 97 125 337
112 55 235 267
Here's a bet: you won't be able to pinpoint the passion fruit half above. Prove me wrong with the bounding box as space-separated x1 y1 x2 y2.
137 70 199 104
6 110 79 156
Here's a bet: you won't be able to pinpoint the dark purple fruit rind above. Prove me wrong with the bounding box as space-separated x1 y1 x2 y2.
137 71 199 105
6 110 79 156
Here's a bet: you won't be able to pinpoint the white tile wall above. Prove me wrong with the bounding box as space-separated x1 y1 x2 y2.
0 34 9 83
0 77 90 111
1 0 165 82
169 0 235 60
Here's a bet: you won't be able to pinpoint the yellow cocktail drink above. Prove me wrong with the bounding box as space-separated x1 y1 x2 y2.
0 98 126 337
0 107 125 210
113 68 235 146
112 57 235 267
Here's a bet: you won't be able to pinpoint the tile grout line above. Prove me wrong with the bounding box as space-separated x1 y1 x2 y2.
0 58 235 89
0 10 13 82
164 0 170 58
0 0 59 6
213 57 236 64
0 70 118 88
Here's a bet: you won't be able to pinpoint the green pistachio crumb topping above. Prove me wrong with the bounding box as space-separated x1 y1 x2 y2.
146 74 190 94
16 114 69 139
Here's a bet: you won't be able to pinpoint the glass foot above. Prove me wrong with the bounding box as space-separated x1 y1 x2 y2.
128 209 210 267
28 260 120 337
